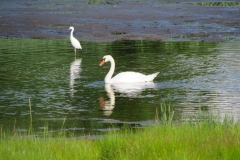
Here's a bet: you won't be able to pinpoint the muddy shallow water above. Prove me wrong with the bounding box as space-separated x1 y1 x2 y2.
0 0 240 42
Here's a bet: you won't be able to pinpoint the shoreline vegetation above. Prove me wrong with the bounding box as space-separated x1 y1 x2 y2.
1 103 240 159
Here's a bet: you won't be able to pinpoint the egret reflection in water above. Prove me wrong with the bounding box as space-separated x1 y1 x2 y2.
70 58 82 97
100 82 158 116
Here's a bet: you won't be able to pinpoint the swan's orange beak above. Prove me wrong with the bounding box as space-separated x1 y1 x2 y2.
99 59 105 66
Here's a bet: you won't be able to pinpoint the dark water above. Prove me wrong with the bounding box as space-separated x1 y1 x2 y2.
0 39 240 135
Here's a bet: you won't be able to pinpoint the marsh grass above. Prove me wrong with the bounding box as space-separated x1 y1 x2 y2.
28 98 33 135
157 102 175 125
1 102 240 160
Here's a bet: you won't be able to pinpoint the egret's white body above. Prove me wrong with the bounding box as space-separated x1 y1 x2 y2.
69 26 82 55
99 55 159 84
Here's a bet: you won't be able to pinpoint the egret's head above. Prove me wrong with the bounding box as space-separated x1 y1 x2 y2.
69 26 74 30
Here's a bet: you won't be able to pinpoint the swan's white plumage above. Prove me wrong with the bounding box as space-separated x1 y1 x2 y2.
99 55 159 84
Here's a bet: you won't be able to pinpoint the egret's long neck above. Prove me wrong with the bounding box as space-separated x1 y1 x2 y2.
105 58 115 83
70 29 74 38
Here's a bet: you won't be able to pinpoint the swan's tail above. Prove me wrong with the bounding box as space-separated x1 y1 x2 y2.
146 72 160 82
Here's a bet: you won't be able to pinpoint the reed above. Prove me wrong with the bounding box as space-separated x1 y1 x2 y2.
28 98 33 135
159 102 174 125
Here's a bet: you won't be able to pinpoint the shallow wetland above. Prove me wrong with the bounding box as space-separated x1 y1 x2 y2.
0 0 240 136
1 1 240 159
0 39 240 135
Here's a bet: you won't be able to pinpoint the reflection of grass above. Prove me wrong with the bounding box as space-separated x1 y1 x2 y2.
88 0 115 5
189 2 240 7
1 104 240 159
157 2 179 5
157 1 240 6
224 37 240 41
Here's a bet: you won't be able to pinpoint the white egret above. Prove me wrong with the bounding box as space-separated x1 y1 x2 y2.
69 26 82 56
99 55 159 84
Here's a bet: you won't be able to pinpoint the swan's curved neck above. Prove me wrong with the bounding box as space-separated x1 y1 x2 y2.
105 57 115 83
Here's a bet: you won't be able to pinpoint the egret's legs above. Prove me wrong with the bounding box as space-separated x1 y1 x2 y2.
74 48 76 58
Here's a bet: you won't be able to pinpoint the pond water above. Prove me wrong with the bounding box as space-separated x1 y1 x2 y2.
0 39 240 135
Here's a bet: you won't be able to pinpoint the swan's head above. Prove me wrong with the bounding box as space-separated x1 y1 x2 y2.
69 26 74 30
99 55 113 66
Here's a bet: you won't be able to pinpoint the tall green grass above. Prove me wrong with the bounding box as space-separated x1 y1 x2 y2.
0 103 240 160
1 122 240 160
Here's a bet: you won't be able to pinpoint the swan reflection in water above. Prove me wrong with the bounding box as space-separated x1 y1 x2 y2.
100 84 115 116
100 82 157 116
70 58 82 97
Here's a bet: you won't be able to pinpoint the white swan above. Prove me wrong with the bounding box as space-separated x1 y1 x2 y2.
99 55 159 84
69 26 82 56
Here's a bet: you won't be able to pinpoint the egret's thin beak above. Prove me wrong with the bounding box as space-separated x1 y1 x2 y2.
99 59 105 66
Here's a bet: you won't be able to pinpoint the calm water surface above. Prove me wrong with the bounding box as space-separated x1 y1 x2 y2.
0 39 240 135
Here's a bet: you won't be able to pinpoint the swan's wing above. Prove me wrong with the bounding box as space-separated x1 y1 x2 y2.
111 72 156 83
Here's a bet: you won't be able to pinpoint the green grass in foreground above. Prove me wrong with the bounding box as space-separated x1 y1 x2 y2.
1 102 239 159
0 121 240 160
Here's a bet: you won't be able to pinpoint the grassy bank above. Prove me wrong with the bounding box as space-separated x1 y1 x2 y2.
1 121 240 160
1 103 239 159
